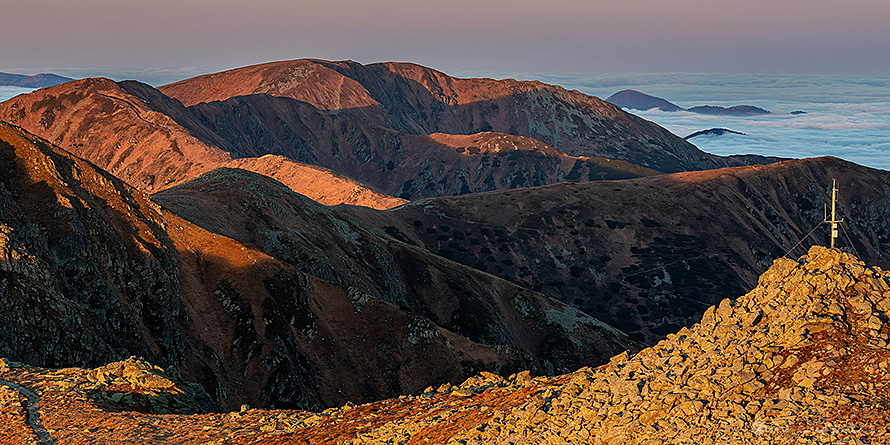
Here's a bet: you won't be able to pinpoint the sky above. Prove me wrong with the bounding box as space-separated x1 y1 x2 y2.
2 0 889 85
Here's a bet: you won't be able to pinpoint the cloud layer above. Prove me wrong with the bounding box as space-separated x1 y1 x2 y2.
463 71 890 172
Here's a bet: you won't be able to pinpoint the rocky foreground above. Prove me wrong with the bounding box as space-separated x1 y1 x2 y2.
2 246 889 444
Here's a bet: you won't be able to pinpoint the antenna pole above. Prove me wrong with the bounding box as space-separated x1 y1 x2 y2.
825 179 842 249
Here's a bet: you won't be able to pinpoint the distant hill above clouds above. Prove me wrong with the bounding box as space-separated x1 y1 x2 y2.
605 90 683 112
0 72 73 88
607 89 770 115
686 105 769 115
684 128 747 139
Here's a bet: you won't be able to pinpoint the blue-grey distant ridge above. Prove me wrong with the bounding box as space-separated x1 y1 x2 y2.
0 72 73 88
606 89 770 115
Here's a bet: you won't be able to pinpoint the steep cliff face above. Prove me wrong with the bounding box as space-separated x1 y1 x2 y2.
0 121 183 370
3 247 888 444
0 122 636 412
343 157 890 344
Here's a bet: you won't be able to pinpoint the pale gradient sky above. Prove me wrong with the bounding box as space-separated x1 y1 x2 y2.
2 0 888 84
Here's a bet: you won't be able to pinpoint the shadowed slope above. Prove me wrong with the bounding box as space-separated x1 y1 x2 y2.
0 122 589 411
154 167 638 375
0 122 637 412
343 157 890 344
1 77 661 203
184 92 662 198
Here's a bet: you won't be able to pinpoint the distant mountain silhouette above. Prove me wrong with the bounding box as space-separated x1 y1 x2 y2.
607 89 770 115
0 72 72 88
686 105 769 115
605 90 683 112
684 128 746 139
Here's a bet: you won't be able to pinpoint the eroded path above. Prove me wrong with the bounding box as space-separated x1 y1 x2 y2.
0 379 55 445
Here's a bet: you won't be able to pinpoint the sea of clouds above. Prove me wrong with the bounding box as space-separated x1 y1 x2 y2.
0 86 35 103
460 71 890 172
4 72 889 172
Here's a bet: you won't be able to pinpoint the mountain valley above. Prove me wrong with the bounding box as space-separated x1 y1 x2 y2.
0 58 888 443
0 121 635 412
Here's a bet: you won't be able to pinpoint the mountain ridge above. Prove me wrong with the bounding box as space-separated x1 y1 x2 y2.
341 156 890 344
1 60 784 210
0 78 406 208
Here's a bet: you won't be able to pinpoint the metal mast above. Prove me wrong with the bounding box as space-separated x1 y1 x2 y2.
825 179 843 249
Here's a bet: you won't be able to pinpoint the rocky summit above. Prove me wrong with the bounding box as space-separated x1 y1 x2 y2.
1 245 887 443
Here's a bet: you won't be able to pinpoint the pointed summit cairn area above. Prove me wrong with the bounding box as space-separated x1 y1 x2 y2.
1 245 888 443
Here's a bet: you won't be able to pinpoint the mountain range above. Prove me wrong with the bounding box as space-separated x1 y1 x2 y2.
0 120 634 411
340 156 890 343
0 60 780 205
0 58 888 425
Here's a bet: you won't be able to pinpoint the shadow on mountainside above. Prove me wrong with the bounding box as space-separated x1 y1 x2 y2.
341 157 890 345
